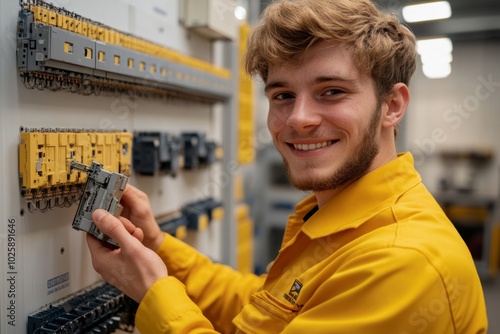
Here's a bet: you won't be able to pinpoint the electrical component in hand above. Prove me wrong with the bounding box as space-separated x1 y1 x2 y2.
71 161 128 247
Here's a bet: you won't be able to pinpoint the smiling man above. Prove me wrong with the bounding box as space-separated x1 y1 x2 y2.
85 0 488 333
263 42 392 206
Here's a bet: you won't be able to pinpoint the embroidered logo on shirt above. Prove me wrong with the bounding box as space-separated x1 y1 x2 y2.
283 279 303 306
289 279 302 300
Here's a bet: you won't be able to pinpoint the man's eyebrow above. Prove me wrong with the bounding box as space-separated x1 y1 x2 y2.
264 81 286 93
265 75 358 93
314 75 357 85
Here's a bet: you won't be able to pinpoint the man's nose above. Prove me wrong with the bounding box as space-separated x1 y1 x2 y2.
286 95 321 130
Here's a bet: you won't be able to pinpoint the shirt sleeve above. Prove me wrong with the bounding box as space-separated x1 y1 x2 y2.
135 276 217 334
136 233 266 333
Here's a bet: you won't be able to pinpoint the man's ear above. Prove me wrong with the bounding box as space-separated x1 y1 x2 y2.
381 83 410 129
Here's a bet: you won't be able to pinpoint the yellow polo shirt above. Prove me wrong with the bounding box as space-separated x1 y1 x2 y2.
136 153 488 333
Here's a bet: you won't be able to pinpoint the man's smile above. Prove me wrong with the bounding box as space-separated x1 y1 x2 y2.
291 140 338 151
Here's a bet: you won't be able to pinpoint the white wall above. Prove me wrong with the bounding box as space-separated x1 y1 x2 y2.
405 40 500 197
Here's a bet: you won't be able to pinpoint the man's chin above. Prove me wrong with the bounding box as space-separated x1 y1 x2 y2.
288 174 324 192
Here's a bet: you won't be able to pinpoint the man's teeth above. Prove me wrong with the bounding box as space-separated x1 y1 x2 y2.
294 141 332 151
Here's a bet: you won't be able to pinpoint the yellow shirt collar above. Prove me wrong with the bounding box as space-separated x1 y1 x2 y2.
293 152 421 239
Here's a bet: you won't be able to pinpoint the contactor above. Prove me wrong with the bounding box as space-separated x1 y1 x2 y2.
133 131 182 176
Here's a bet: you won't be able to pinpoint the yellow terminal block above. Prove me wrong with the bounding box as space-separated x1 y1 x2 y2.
67 17 76 32
74 20 82 34
32 6 48 24
48 11 57 27
19 129 132 202
108 30 117 45
97 27 105 41
56 12 64 28
61 14 71 30
81 21 89 36
88 24 98 39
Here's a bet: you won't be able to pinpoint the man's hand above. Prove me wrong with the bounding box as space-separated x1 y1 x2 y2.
87 209 168 303
120 184 164 251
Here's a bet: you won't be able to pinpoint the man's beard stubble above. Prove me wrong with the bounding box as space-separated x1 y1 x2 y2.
282 104 381 193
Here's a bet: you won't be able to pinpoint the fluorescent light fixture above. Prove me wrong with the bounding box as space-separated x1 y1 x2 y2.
417 37 453 55
417 37 453 79
422 62 452 79
420 52 453 65
234 5 247 21
402 1 452 23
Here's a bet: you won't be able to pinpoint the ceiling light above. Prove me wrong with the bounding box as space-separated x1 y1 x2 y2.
416 37 453 55
420 52 453 65
422 62 452 79
402 1 452 23
234 5 247 21
416 37 453 79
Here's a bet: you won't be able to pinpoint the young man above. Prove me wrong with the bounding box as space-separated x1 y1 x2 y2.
86 0 488 332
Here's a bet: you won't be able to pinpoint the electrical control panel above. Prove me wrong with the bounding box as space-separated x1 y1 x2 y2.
1 0 239 332
16 1 232 102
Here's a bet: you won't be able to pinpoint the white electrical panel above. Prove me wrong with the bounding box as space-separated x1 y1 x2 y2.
0 0 238 332
183 0 239 41
56 0 130 32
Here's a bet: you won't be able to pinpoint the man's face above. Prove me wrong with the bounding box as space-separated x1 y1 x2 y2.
265 42 383 200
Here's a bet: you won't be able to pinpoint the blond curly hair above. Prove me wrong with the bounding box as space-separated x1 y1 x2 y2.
245 0 417 100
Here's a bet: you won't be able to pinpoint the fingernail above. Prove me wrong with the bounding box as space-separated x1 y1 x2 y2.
93 209 107 222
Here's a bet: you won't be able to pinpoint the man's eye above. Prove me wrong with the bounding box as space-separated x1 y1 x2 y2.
324 89 344 96
275 92 294 100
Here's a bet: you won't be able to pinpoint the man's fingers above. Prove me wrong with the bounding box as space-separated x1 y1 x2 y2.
86 231 105 252
86 232 112 265
121 184 145 206
92 209 139 248
120 185 152 220
119 216 144 242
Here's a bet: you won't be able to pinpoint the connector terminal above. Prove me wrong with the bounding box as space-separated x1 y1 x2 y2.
18 127 132 213
27 281 137 334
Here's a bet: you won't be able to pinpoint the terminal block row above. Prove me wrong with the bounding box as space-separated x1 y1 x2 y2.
133 131 221 176
157 198 224 237
27 281 138 334
18 129 222 213
183 198 224 231
18 127 131 211
16 2 231 102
